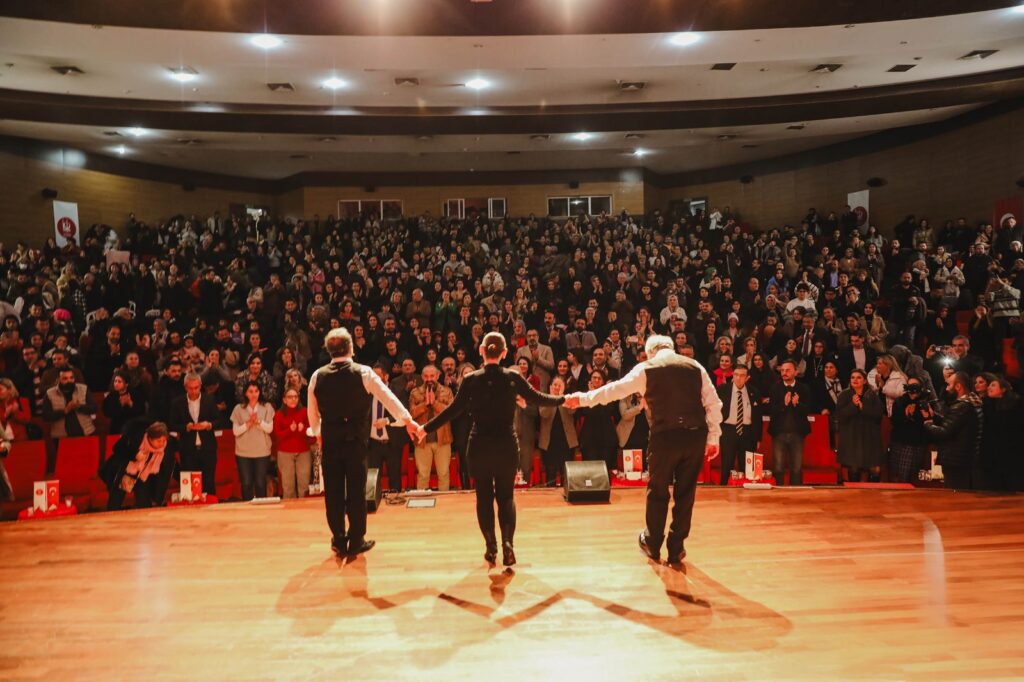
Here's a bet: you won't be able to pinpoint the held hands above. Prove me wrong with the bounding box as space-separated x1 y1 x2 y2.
563 393 581 409
704 443 720 462
406 420 426 444
515 396 527 409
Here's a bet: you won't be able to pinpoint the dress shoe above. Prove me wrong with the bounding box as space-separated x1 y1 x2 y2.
483 531 498 565
348 538 376 556
638 530 661 562
666 545 687 565
502 541 516 567
330 536 347 556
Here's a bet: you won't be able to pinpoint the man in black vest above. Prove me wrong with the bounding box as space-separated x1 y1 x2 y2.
308 328 420 557
565 335 722 564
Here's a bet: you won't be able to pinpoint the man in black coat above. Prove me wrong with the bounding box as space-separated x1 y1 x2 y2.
169 372 220 495
768 359 813 485
717 364 764 484
923 371 984 490
837 330 877 384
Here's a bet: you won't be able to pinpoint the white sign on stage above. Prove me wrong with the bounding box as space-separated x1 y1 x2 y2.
53 200 80 247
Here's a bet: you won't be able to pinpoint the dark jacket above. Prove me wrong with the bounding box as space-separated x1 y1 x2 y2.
889 394 929 446
980 393 1023 476
168 394 220 458
924 394 983 469
717 381 764 428
835 388 884 469
768 380 813 437
102 388 147 435
837 346 878 383
99 419 179 498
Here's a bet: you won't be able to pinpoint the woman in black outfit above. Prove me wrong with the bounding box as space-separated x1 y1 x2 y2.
575 370 619 470
421 332 564 566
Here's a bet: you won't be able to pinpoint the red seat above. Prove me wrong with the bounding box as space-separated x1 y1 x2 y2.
102 434 121 462
1 440 46 519
1004 338 1020 379
214 431 240 500
54 436 101 512
529 452 544 486
955 310 972 336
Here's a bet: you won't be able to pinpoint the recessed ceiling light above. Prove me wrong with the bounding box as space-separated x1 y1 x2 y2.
322 76 346 89
810 64 842 73
572 132 592 141
250 34 282 49
126 127 146 137
530 134 550 141
465 78 489 90
633 148 649 157
168 67 198 83
669 32 701 47
710 63 736 71
624 133 644 140
115 145 127 155
50 65 84 76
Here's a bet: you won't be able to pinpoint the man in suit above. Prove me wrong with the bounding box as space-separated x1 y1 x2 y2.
308 328 420 557
768 359 813 485
169 372 220 496
566 335 722 564
717 364 763 484
837 330 877 384
565 318 598 357
515 329 555 391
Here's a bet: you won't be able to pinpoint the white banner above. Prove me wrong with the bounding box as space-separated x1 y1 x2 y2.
847 190 869 234
52 200 79 247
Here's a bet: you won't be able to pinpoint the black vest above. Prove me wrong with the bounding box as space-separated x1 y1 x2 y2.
313 360 373 440
643 352 707 433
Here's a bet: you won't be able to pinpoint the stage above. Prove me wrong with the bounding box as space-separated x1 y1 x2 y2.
2 487 1023 681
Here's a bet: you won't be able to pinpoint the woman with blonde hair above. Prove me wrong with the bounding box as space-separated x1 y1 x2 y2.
866 354 907 416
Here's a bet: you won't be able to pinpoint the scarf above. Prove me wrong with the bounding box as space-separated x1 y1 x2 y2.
125 436 166 483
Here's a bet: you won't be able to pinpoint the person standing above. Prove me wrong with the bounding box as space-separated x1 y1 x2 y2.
230 382 275 501
308 328 419 558
767 360 812 486
419 332 564 567
409 365 454 491
923 371 984 490
169 372 219 496
274 388 312 498
835 369 884 483
717 364 763 484
565 335 722 565
367 364 407 492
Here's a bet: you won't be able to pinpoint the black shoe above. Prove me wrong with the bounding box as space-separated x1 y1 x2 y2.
348 538 376 556
666 545 686 565
502 541 516 567
638 530 661 562
483 532 498 565
330 536 347 556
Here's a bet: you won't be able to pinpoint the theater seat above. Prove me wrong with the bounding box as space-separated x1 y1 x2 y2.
1004 338 1020 379
102 434 121 462
1 440 46 519
55 436 101 512
214 431 239 500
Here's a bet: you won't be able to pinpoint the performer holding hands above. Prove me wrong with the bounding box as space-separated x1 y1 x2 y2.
565 335 722 565
417 332 564 567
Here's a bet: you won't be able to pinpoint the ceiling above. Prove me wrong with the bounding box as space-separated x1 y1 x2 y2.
0 2 1022 182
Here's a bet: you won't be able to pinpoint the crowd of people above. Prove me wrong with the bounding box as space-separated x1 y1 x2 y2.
0 202 1022 508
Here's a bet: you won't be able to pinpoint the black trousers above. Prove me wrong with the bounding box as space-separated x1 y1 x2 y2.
368 438 405 491
180 446 217 495
646 427 707 555
322 430 369 544
719 423 759 485
468 432 518 542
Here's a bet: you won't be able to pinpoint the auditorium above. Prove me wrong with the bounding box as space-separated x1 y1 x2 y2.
1 1 1023 679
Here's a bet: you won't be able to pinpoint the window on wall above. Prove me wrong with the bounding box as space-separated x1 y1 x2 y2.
488 198 506 219
381 200 403 221
336 199 403 221
338 200 361 220
444 199 465 219
547 195 612 218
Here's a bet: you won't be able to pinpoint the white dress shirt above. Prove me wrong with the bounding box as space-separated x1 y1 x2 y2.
575 348 723 445
724 384 752 427
187 396 201 446
307 358 413 437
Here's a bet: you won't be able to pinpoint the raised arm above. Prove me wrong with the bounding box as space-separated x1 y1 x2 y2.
574 362 646 408
362 368 413 426
512 372 564 408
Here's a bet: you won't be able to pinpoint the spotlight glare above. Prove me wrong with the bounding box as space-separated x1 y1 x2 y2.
633 148 648 157
250 34 283 49
572 132 592 141
322 77 346 90
669 32 701 47
1012 4 1024 13
115 145 127 155
126 127 146 137
168 68 198 83
465 78 489 90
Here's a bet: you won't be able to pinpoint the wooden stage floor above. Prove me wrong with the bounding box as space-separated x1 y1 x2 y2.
2 486 1023 681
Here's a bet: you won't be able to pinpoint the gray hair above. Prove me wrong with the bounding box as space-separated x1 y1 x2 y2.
645 334 674 356
183 372 202 386
325 327 353 358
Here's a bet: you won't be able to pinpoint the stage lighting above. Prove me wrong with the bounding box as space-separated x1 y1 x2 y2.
250 34 283 49
322 77 347 90
572 132 592 141
126 127 146 137
465 78 489 90
168 67 198 83
669 32 701 47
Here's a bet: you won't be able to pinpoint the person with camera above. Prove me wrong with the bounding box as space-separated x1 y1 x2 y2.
889 378 933 483
922 371 984 490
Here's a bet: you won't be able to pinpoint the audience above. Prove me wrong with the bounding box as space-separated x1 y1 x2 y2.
0 201 1021 512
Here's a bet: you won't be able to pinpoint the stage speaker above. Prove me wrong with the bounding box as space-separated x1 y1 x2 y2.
366 467 383 512
41 188 58 199
563 460 611 503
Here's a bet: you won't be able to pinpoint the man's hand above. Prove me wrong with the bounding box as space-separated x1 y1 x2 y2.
515 395 527 409
704 443 720 462
406 420 423 443
784 391 793 406
373 417 389 430
791 391 800 405
563 394 580 409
